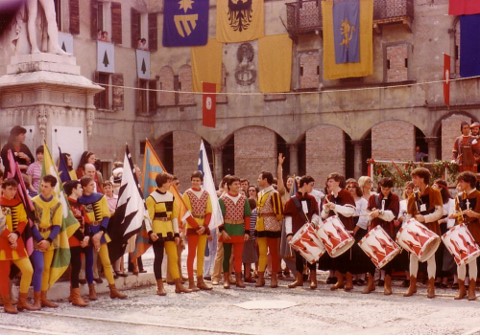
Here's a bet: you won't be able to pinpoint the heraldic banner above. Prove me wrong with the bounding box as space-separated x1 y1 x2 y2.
216 0 264 43
258 34 292 93
163 0 209 47
322 0 373 80
191 38 222 92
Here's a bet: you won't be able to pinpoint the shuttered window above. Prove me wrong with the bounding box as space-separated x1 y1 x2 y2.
112 73 124 110
148 13 158 51
111 2 122 44
90 0 98 39
69 0 80 34
131 8 141 49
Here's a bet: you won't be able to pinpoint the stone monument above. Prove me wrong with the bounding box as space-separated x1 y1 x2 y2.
0 0 102 160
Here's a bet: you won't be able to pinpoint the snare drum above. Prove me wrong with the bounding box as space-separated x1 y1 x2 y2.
316 216 355 258
396 218 441 262
289 223 325 263
358 225 401 269
442 224 480 266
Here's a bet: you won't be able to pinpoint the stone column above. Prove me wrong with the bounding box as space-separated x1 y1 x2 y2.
213 145 224 186
289 143 298 176
425 137 438 162
352 140 363 179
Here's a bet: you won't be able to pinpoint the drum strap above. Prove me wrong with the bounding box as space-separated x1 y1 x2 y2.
292 197 309 223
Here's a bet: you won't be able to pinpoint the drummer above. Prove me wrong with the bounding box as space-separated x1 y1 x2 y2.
365 177 400 295
284 175 321 289
450 171 480 300
321 173 356 291
404 167 443 299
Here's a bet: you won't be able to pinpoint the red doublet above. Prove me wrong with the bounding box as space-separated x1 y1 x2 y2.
0 196 28 260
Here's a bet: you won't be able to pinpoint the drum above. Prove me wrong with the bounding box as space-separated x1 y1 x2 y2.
442 224 480 266
289 223 325 263
358 225 402 269
316 215 355 258
396 218 441 262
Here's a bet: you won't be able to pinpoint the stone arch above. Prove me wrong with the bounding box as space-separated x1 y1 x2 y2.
178 64 195 106
158 66 175 106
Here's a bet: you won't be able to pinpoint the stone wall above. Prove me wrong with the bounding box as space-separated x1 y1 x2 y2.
372 121 415 161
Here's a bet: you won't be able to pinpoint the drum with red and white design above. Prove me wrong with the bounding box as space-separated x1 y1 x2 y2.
289 222 325 263
396 218 440 262
316 215 355 258
358 225 401 269
442 224 480 266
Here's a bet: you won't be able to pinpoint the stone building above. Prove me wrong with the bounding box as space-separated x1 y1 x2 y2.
0 0 478 189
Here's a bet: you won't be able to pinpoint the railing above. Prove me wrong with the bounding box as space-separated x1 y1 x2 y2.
285 0 414 36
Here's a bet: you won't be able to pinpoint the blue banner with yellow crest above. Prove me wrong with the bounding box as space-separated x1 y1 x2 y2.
333 0 360 64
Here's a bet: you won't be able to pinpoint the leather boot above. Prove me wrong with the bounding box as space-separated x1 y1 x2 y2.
331 272 344 290
188 277 199 291
235 273 245 288
362 273 376 294
344 272 353 291
88 284 97 301
32 292 41 310
17 292 37 311
196 276 212 290
223 272 231 289
384 275 393 296
404 276 417 297
109 284 128 299
108 284 127 299
1 294 18 314
156 279 166 296
41 291 58 308
255 271 265 287
309 270 318 290
455 281 466 300
174 278 192 293
468 278 477 301
270 272 278 288
427 277 435 299
288 272 304 288
70 288 88 307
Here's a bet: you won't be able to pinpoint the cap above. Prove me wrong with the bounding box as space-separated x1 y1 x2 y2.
470 122 480 128
10 125 27 136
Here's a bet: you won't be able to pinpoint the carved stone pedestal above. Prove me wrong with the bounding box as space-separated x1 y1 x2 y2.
0 53 102 161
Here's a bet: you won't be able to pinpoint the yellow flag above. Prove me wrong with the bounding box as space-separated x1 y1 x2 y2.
258 34 292 93
191 38 223 92
322 0 373 80
216 0 264 43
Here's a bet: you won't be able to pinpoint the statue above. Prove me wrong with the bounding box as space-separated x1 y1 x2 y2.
27 0 66 55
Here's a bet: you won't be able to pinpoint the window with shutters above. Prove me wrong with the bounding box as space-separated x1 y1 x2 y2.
131 8 158 51
298 50 320 90
158 66 176 107
91 0 122 44
53 0 79 33
136 79 157 116
177 64 195 106
94 72 124 111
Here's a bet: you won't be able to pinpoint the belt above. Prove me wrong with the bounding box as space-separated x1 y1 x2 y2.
224 219 244 224
38 225 52 233
154 216 171 221
193 215 205 219
258 212 275 218
89 221 101 227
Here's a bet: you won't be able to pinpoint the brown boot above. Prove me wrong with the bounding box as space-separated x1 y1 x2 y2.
109 284 128 299
404 276 417 297
1 294 18 314
196 276 213 290
32 291 41 310
188 277 200 292
17 292 37 311
309 270 318 290
271 272 278 288
384 275 393 296
88 284 97 301
427 277 435 299
156 279 166 296
468 279 477 301
70 288 88 307
255 272 265 288
223 272 231 289
331 273 344 291
455 281 466 300
344 272 353 291
288 272 304 288
362 273 376 294
235 273 245 288
41 291 58 308
175 278 193 293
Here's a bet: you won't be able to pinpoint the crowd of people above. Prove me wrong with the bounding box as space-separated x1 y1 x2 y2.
1 123 480 315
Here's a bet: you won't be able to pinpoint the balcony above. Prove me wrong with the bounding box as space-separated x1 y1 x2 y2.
285 0 414 39
373 0 414 32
